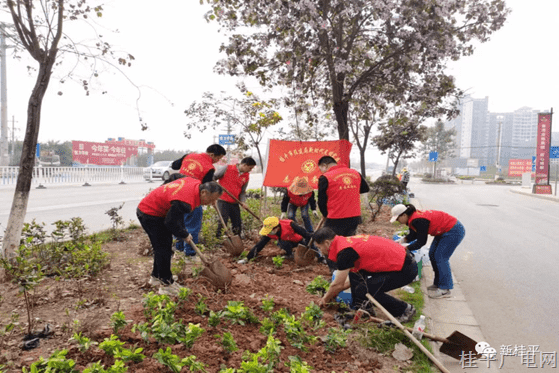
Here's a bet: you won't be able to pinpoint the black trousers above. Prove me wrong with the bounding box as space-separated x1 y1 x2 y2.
216 200 242 237
136 208 174 284
324 217 360 237
349 253 418 317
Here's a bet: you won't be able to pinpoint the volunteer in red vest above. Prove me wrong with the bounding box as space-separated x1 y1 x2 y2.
244 216 324 262
317 156 370 237
280 177 319 233
390 203 465 299
214 157 257 238
314 227 417 323
170 144 226 255
137 179 223 296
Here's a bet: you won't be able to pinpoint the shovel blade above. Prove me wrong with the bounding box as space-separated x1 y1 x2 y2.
440 331 480 361
222 236 244 256
294 244 315 266
200 259 232 290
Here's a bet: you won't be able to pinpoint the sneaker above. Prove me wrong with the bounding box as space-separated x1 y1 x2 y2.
396 304 416 323
428 288 452 299
237 259 248 264
282 254 294 260
427 284 438 290
149 275 178 286
158 282 182 296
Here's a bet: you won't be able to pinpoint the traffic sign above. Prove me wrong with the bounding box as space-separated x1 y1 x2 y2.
480 166 487 172
429 152 438 162
550 146 559 159
219 134 236 146
532 156 536 172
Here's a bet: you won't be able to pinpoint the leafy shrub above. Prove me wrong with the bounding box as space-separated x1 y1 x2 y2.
221 301 259 325
305 276 330 296
324 327 351 352
368 175 405 221
99 335 125 357
22 349 78 373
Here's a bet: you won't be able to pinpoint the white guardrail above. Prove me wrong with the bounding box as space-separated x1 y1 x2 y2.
0 166 146 186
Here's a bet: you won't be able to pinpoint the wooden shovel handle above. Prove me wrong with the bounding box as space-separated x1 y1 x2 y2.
221 186 262 222
306 216 326 248
368 316 450 343
365 293 450 373
213 203 234 239
187 239 211 266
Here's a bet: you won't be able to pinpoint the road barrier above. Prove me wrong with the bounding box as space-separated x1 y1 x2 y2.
0 166 145 186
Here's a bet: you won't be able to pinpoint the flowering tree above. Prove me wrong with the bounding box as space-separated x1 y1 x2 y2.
184 83 283 169
1 0 135 260
202 0 509 142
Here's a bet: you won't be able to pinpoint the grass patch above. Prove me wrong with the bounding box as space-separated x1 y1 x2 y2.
357 324 434 372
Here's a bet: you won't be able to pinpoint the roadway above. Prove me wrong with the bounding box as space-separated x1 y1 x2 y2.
0 174 264 236
409 179 559 371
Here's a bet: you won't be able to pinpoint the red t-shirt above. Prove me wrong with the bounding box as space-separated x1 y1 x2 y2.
328 235 406 273
138 177 201 217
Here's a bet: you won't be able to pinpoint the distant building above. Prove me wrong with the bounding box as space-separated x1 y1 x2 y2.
445 96 549 175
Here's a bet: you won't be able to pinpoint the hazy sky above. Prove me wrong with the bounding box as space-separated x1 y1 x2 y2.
4 0 558 166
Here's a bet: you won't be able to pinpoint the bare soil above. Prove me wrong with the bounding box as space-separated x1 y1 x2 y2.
0 206 415 373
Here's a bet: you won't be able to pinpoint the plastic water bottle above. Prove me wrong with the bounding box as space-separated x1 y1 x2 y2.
412 315 426 340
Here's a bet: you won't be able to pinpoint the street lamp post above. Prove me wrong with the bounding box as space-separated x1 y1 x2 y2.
495 116 503 180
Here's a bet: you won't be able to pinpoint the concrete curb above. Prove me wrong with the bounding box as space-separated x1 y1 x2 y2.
509 187 559 202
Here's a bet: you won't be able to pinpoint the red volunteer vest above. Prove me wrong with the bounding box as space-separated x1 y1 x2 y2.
324 164 361 219
218 164 250 203
268 220 303 242
138 177 201 217
328 235 406 273
179 153 215 181
288 190 312 207
408 210 457 236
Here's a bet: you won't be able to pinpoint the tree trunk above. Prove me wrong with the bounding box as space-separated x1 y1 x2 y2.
333 99 349 141
2 62 54 260
359 147 367 178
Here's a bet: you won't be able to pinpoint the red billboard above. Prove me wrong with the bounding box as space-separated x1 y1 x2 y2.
263 140 352 188
72 141 139 166
507 159 533 177
534 113 552 193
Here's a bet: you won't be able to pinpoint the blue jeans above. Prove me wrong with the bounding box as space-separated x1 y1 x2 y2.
175 205 203 255
287 203 314 233
429 220 465 290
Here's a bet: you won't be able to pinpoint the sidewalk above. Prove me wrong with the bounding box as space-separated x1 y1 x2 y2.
509 185 559 202
421 265 500 372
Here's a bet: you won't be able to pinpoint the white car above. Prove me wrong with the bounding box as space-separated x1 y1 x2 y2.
143 161 180 181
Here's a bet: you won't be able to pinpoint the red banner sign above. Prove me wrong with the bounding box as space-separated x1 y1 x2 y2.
72 141 139 166
508 159 533 177
263 140 352 188
534 113 552 186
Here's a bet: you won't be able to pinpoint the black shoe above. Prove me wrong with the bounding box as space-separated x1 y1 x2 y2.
22 338 40 350
396 304 416 323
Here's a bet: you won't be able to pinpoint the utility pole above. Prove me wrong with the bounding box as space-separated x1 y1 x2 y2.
10 115 17 165
0 26 9 166
496 116 503 180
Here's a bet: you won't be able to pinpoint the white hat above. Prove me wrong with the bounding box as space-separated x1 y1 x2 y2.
390 204 407 223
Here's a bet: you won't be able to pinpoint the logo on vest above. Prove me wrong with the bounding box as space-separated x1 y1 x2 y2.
301 160 317 173
342 176 352 185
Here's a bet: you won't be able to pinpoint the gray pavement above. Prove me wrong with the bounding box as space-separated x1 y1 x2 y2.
414 185 558 372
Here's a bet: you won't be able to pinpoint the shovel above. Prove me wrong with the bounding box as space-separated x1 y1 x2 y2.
213 203 244 256
367 316 479 361
294 216 326 266
220 186 263 222
365 293 450 373
187 240 232 290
